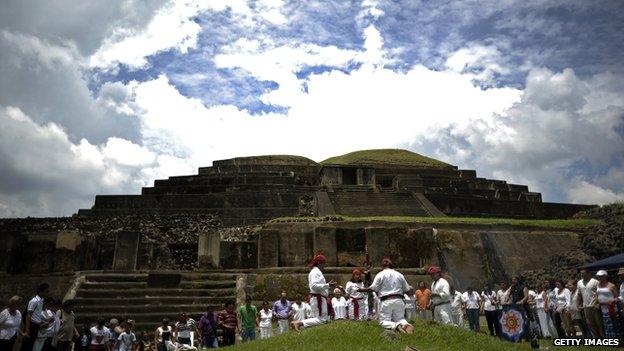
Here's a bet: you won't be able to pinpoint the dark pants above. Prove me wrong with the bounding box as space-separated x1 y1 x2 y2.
466 309 480 331
221 329 235 346
553 311 566 338
42 337 55 351
22 321 40 351
55 341 72 351
177 337 191 346
201 335 217 349
485 310 499 336
0 335 17 351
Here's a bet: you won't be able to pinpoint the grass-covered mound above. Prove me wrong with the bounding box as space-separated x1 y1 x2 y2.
269 215 601 229
321 149 452 168
228 320 603 351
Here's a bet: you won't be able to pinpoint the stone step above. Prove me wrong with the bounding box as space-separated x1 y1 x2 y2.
84 272 240 282
72 296 231 306
79 281 236 290
74 304 227 314
198 164 317 176
156 174 296 187
86 207 299 218
75 311 215 325
93 193 304 209
142 184 305 195
76 287 235 298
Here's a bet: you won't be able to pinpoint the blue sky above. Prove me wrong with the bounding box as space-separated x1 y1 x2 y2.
0 0 623 216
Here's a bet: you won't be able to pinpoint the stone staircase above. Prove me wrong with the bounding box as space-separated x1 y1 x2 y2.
328 191 429 217
72 272 238 331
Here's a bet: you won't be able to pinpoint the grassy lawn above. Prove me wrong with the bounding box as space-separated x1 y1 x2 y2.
226 319 608 351
270 215 601 229
320 149 452 168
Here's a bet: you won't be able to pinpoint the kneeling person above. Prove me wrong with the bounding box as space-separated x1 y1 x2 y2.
359 258 413 334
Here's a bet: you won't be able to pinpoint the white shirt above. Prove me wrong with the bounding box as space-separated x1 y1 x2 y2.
369 268 410 298
345 281 366 300
28 295 44 323
259 309 273 328
556 288 571 309
308 267 329 296
535 291 547 309
620 283 624 304
90 326 111 345
0 309 22 340
38 309 58 338
331 297 348 319
430 278 451 304
577 278 599 308
117 332 136 351
481 291 497 311
290 302 311 322
451 291 463 313
175 319 195 339
497 289 510 308
404 294 416 309
462 291 480 309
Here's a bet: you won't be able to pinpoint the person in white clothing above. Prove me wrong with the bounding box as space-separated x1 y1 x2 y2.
462 287 481 332
449 286 464 327
91 318 112 351
289 296 311 323
576 268 604 338
481 284 499 336
292 253 337 331
115 321 137 351
428 266 452 325
618 268 624 304
0 296 24 351
345 269 368 320
359 258 414 333
404 286 416 322
33 298 59 351
258 301 274 339
331 289 348 320
535 282 557 338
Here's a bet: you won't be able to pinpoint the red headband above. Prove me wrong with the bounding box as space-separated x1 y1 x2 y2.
309 252 327 267
427 266 441 274
352 269 361 275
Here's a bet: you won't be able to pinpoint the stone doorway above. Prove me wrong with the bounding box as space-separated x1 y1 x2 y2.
342 168 357 185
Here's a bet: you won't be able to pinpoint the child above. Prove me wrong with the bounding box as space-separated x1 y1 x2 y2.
115 320 136 351
258 301 273 339
404 286 416 322
76 325 92 351
33 297 59 351
331 289 348 320
136 331 152 351
89 318 111 351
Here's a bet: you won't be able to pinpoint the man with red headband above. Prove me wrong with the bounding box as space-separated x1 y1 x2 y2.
345 269 368 320
359 258 414 334
291 253 337 331
428 266 452 325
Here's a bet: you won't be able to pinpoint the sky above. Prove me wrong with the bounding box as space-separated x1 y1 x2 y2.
1 0 623 217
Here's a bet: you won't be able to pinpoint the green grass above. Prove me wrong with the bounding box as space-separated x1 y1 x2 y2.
320 149 452 168
227 320 607 351
269 215 601 229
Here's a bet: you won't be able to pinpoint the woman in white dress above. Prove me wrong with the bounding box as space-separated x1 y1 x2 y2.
553 280 571 338
535 282 557 338
331 289 348 320
258 301 274 339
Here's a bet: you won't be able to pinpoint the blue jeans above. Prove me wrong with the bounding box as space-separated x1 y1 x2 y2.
202 335 218 348
467 308 480 331
240 328 256 342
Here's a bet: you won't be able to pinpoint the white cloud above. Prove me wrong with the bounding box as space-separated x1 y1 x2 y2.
567 180 624 205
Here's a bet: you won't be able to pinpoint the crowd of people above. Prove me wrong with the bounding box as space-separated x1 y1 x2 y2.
2 263 623 351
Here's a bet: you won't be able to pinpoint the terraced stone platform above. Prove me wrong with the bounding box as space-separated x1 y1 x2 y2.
72 272 238 331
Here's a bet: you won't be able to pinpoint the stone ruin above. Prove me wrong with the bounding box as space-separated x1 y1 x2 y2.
0 149 596 330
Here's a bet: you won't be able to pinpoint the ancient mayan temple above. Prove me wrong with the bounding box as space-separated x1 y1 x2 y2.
0 149 594 330
77 149 590 225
